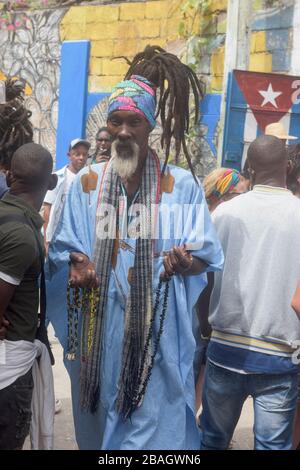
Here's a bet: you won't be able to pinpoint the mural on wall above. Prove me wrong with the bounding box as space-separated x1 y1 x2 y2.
86 96 110 155
2 0 298 176
0 0 82 31
249 2 294 73
58 0 223 178
0 0 224 178
0 8 66 158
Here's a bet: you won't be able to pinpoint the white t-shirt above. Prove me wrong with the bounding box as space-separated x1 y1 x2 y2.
209 185 300 349
44 166 76 242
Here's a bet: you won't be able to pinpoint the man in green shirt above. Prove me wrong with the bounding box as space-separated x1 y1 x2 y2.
0 142 57 450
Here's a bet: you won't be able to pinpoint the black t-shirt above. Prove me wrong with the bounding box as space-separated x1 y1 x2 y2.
0 193 44 342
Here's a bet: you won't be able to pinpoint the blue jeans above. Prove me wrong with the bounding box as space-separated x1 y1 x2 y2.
200 361 299 450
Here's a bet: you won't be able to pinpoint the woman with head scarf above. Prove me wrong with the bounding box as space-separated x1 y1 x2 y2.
204 167 249 212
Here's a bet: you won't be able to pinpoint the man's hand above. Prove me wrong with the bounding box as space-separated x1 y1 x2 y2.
160 245 208 282
0 317 9 340
160 245 193 282
69 252 99 289
0 279 15 339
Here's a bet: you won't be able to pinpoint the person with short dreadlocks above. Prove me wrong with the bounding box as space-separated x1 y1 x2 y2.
0 79 33 199
47 46 223 450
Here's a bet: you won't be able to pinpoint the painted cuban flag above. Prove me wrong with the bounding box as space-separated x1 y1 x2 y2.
222 70 300 171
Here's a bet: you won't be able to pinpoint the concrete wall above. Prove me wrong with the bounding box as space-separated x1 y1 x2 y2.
249 1 294 73
60 1 196 92
184 0 227 177
0 0 227 176
1 0 299 176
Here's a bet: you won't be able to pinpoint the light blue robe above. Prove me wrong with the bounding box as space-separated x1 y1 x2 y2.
46 162 223 450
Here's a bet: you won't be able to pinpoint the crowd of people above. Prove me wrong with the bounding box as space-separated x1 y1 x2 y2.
1 45 300 451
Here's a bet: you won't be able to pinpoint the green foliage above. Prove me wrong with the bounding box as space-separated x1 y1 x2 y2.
0 0 86 30
179 0 227 73
179 0 213 73
0 0 86 13
181 0 211 14
265 0 280 7
178 0 226 144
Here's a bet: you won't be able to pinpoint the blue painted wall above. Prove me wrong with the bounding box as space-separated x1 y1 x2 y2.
252 6 293 31
251 6 293 74
222 72 247 170
56 40 90 170
200 94 222 155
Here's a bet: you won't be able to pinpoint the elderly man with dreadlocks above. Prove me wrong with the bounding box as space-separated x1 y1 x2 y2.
46 46 223 450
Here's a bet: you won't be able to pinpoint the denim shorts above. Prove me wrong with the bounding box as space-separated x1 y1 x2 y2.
0 368 33 450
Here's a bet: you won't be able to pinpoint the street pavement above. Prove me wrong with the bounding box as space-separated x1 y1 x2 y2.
25 327 254 450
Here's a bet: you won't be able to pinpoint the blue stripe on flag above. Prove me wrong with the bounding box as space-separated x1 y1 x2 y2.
256 126 263 138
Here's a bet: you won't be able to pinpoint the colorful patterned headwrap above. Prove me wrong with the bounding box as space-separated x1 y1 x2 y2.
212 169 241 199
108 75 157 130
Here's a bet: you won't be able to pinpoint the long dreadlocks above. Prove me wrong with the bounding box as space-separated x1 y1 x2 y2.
123 45 205 181
0 78 33 169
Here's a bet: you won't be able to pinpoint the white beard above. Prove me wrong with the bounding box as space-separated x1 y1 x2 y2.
111 140 140 180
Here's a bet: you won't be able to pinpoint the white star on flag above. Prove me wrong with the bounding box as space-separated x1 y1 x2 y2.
259 83 282 108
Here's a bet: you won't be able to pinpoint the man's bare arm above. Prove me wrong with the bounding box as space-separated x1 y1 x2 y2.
196 272 214 338
42 203 51 255
291 280 300 320
0 279 16 339
42 203 51 234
